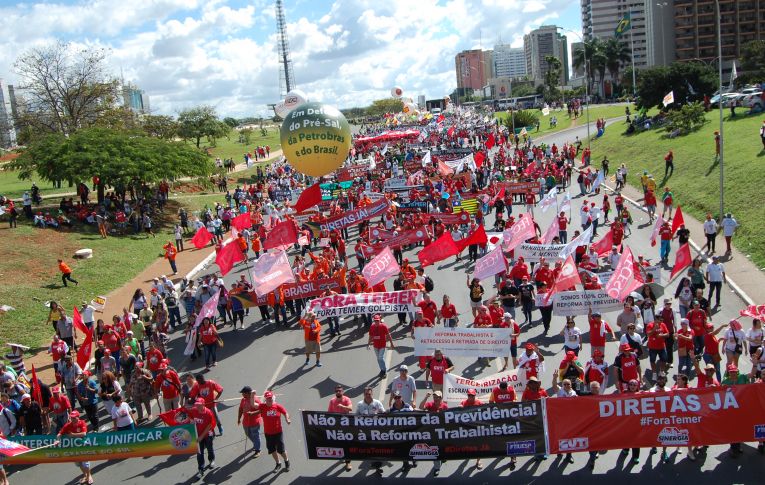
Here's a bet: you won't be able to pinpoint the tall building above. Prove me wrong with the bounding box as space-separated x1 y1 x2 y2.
524 25 569 85
674 0 765 69
493 44 528 78
0 80 17 149
580 0 672 69
122 83 150 114
455 49 491 92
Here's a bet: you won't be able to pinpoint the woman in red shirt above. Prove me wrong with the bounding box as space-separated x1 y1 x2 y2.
438 295 458 327
199 318 219 369
676 319 695 378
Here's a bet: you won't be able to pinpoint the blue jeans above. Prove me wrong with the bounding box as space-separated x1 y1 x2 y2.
204 343 217 367
693 335 705 356
327 317 339 335
559 230 568 244
678 355 693 378
168 307 182 329
660 239 671 261
244 425 261 452
374 347 386 372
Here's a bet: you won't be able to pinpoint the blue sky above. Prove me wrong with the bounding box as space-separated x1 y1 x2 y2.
0 0 583 117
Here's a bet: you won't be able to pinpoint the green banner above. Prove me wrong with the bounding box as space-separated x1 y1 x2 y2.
2 425 198 465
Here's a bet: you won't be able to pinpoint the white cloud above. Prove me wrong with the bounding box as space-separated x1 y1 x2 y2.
0 0 578 118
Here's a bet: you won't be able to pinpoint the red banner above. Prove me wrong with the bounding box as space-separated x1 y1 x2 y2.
499 181 541 194
337 164 369 181
369 228 430 254
418 211 470 226
234 276 345 307
546 385 765 453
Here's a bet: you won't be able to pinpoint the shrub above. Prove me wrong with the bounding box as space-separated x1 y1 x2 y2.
503 110 539 133
665 102 707 135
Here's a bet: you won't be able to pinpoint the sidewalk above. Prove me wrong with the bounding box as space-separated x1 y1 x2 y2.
538 120 765 305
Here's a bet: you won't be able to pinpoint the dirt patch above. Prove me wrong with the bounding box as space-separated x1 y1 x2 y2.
0 227 81 282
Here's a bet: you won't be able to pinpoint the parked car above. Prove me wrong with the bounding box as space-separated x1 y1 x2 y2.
710 92 740 107
741 91 764 109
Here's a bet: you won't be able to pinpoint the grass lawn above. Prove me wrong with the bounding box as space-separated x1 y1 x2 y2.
203 127 282 161
495 103 631 137
0 168 80 200
587 109 765 269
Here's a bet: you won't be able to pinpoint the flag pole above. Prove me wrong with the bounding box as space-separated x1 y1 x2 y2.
630 28 636 97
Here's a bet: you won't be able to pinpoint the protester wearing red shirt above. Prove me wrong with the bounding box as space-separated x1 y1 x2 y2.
368 315 395 378
588 310 615 357
558 212 569 243
146 343 164 376
191 374 224 436
259 391 291 472
693 361 721 388
521 376 549 400
473 306 493 327
645 317 669 379
190 398 216 476
238 386 262 457
488 301 504 325
687 301 708 355
439 295 458 327
327 385 353 471
155 363 181 410
489 381 516 403
49 386 71 432
411 310 434 369
425 349 454 393
199 317 219 369
417 294 438 323
57 411 92 484
613 343 642 392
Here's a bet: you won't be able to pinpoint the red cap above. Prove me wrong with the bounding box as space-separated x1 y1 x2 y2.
565 350 577 361
727 364 738 373
619 343 632 352
194 398 206 405
466 388 477 396
525 343 535 350
264 391 274 399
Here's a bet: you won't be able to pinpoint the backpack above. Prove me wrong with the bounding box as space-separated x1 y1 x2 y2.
424 276 435 293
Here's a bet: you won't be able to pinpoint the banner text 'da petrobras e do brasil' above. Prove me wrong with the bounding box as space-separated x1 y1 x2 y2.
302 403 546 461
3 425 197 465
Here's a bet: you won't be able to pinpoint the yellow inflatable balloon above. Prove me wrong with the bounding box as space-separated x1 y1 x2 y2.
280 102 351 177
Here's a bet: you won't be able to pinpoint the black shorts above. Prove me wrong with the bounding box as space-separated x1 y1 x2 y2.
265 432 285 454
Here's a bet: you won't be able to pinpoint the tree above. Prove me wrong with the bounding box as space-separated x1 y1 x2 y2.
10 128 213 203
573 38 605 94
603 38 631 92
635 62 717 110
740 40 765 83
223 117 239 128
142 115 178 139
366 98 404 117
177 105 223 148
13 41 119 138
543 55 562 102
239 128 253 145
665 102 707 134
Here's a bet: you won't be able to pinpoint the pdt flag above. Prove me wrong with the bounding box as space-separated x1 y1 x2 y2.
252 250 295 297
418 233 459 267
191 226 213 249
605 246 642 301
362 247 400 287
472 245 507 281
215 240 245 276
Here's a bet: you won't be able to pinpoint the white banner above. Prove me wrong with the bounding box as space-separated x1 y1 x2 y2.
644 264 662 284
307 290 419 318
90 296 107 312
384 177 408 190
442 369 527 408
552 290 623 316
414 327 512 357
516 243 566 262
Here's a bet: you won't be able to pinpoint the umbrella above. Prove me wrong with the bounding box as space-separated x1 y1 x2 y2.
638 282 665 299
629 291 644 302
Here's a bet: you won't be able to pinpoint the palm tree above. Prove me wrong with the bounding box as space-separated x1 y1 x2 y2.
572 38 606 95
603 38 631 90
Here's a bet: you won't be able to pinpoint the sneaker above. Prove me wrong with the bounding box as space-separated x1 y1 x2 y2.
274 462 282 472
378 370 386 378
285 461 290 472
433 469 440 477
305 358 310 365
632 457 640 465
208 461 216 469
661 451 669 462
688 449 696 461
316 361 322 367
253 451 261 458
197 469 204 478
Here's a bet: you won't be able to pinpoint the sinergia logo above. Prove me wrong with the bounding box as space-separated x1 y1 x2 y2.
657 427 689 445
409 443 439 460
754 424 765 440
316 447 344 458
558 437 589 451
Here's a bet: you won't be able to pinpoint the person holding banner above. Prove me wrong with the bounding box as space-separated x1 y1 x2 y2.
425 350 454 393
190 397 217 477
56 410 93 484
460 389 485 470
613 343 644 393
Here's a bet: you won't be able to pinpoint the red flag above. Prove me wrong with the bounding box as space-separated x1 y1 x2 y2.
671 206 685 236
474 151 486 169
438 160 454 176
437 114 445 123
553 255 582 293
418 232 459 267
76 326 93 370
670 243 692 280
31 365 43 405
215 240 245 276
252 250 296 297
191 226 213 249
491 187 506 206
590 229 614 256
0 437 30 457
456 225 488 252
293 183 322 213
485 134 495 150
231 212 252 231
447 126 455 138
263 220 298 250
159 407 194 426
605 246 643 301
72 306 88 335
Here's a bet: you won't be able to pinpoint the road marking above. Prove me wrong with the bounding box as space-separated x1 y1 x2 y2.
377 349 394 403
265 354 289 391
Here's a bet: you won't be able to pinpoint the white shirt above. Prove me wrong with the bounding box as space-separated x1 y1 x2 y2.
703 219 718 235
721 217 738 237
563 326 582 349
356 399 385 415
706 262 725 282
81 305 96 323
608 252 621 269
746 328 763 346
389 375 417 405
724 329 745 351
110 402 134 427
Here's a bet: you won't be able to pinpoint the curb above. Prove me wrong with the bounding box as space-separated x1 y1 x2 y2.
184 237 233 282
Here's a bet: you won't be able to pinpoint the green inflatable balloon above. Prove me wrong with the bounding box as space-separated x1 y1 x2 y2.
280 102 351 177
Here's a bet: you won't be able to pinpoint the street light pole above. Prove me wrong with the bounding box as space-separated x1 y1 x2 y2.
715 0 724 222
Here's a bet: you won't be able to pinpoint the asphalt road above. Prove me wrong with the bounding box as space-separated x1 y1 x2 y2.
11 119 763 484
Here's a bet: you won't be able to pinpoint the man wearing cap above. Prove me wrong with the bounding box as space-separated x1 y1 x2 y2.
518 343 544 379
259 390 291 472
522 376 549 402
190 397 217 477
588 308 615 358
191 374 224 436
558 351 584 389
155 362 182 411
419 390 448 476
18 393 43 435
48 385 71 434
300 311 322 367
237 386 262 458
368 315 395 378
56 410 93 484
693 359 721 388
388 365 416 408
613 343 643 392
75 371 99 430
